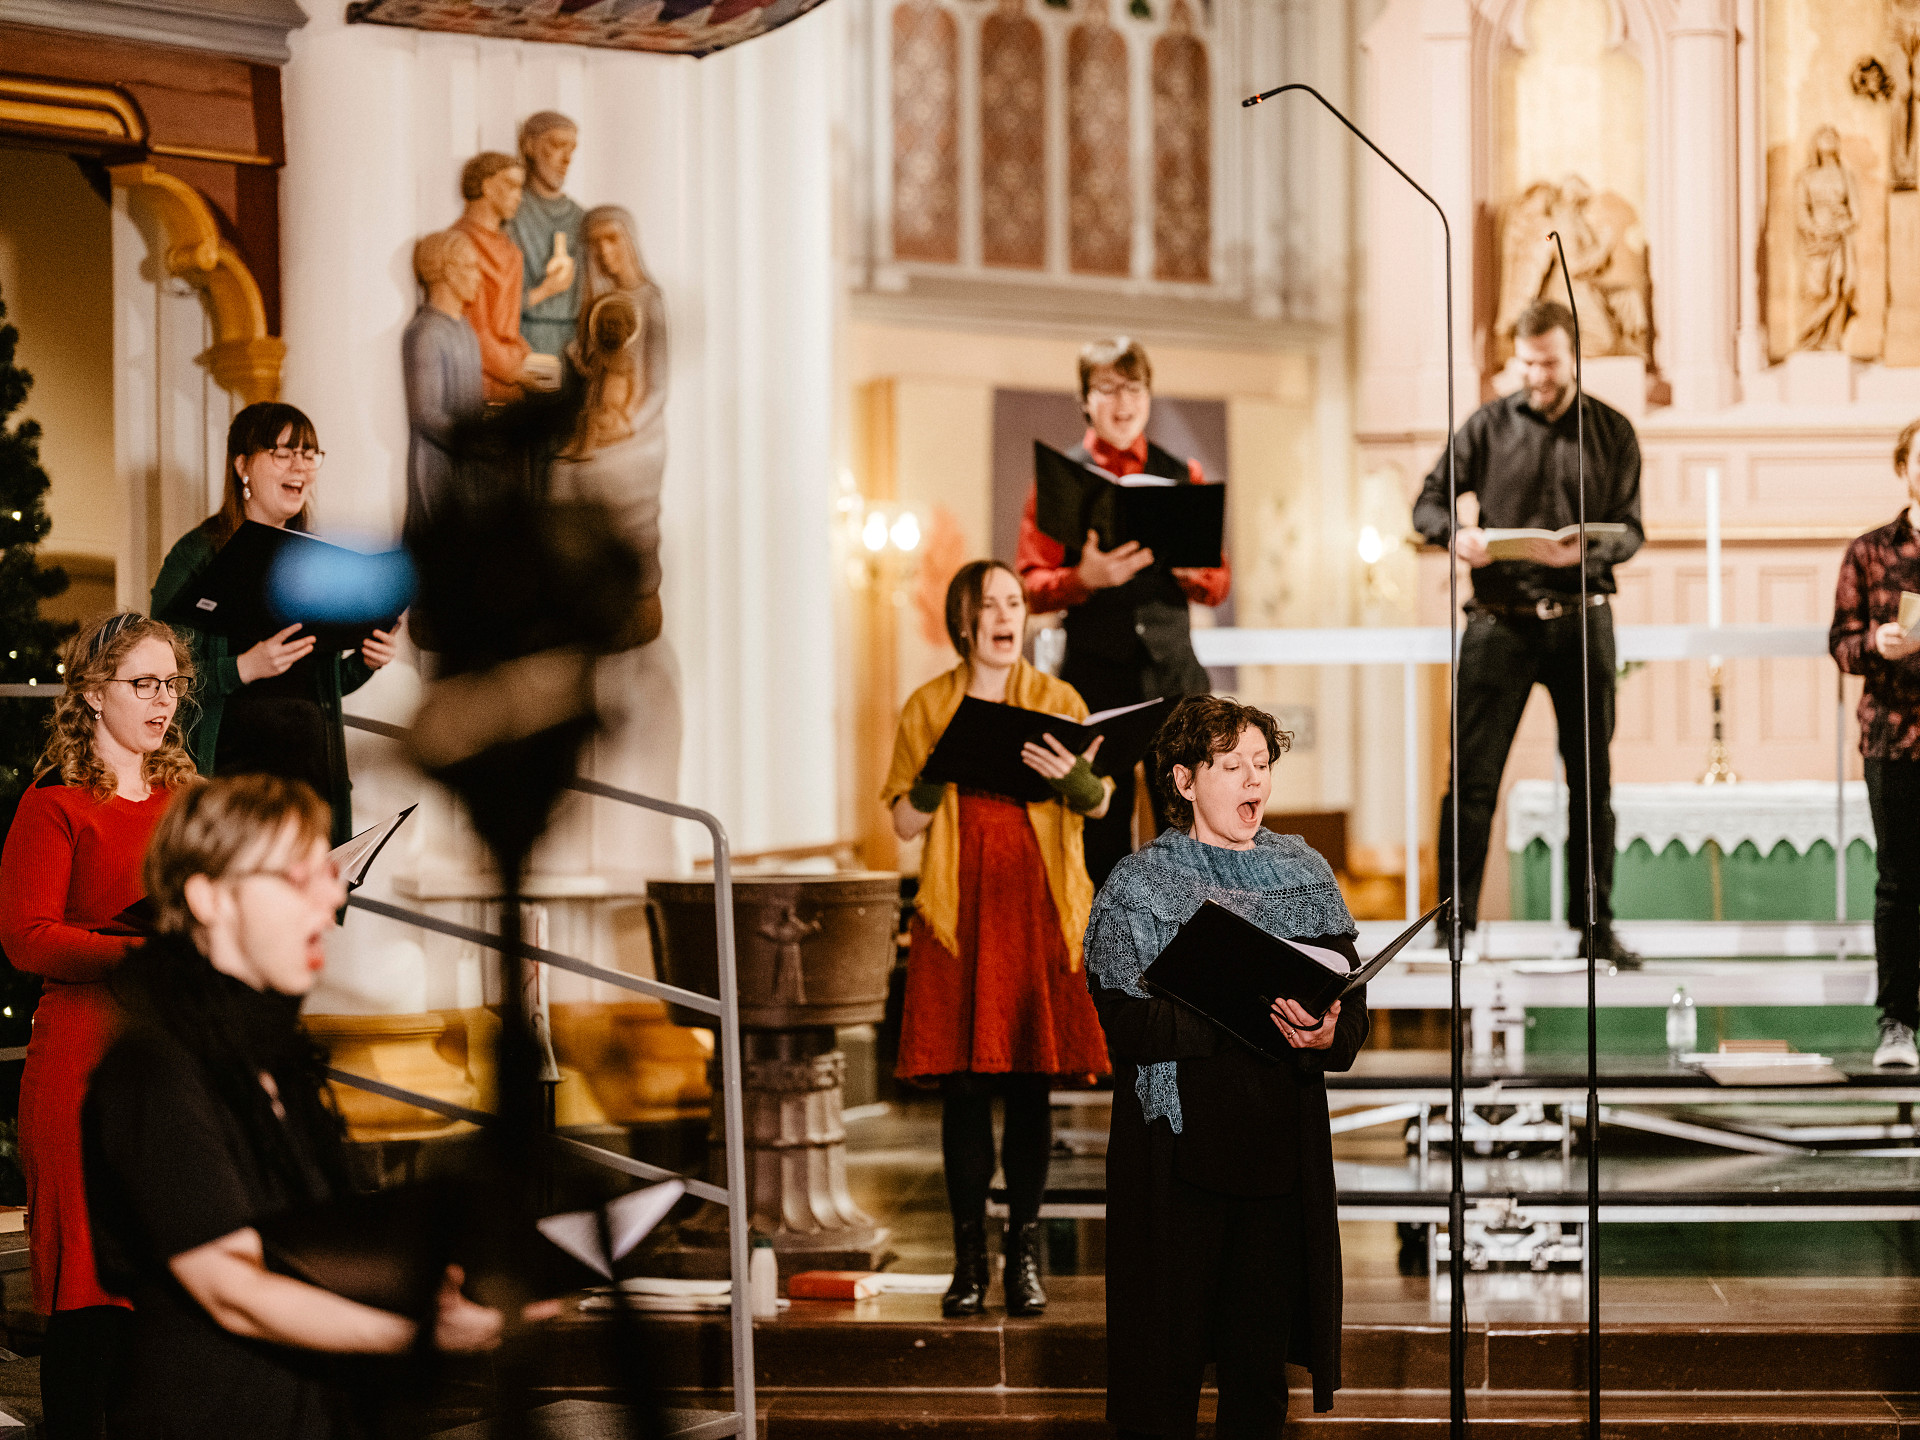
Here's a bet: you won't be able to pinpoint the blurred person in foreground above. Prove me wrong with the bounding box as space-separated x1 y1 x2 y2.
81 775 535 1439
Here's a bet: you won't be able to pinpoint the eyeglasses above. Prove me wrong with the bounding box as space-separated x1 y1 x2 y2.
262 446 326 470
1089 381 1148 400
233 858 343 893
106 675 191 699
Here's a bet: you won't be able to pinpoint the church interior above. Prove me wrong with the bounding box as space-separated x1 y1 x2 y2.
5 0 1920 1434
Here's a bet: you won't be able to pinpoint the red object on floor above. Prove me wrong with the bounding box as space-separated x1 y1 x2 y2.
786 1271 883 1301
0 779 174 1313
895 791 1111 1081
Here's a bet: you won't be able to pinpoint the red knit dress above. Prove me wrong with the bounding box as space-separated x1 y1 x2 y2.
0 776 173 1313
895 791 1112 1081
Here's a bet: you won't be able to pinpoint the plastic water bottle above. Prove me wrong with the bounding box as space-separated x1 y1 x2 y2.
749 1236 779 1318
1666 985 1697 1059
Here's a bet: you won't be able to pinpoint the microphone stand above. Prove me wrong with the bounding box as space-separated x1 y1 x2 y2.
1547 230 1602 1439
1242 83 1466 1438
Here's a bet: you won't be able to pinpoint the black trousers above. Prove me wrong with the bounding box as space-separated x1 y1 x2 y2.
1866 758 1920 1029
1438 605 1617 931
938 1073 1053 1228
41 1305 132 1440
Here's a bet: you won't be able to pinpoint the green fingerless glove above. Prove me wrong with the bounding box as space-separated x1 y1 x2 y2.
1047 757 1106 814
907 779 947 814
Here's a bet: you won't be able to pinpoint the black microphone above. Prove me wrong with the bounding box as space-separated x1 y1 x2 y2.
1243 81 1470 1440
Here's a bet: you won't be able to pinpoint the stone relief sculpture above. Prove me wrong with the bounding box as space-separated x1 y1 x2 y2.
1853 0 1920 191
454 151 561 402
1495 174 1650 363
545 203 683 883
402 228 485 546
1796 126 1860 352
504 111 584 357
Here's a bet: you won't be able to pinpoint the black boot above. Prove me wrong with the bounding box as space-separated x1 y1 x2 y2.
1003 1219 1047 1316
943 1218 990 1318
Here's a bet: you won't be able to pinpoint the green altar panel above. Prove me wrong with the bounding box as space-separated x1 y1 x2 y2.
1511 838 1879 1057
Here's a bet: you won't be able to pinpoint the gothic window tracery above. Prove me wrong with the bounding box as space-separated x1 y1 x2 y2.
891 0 960 263
1152 0 1209 281
980 0 1047 268
1068 0 1133 275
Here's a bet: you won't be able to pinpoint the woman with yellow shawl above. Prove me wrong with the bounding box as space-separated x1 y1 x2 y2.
884 559 1114 1319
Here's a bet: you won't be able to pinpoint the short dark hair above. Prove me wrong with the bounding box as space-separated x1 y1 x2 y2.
1078 337 1153 401
1514 299 1576 344
1897 419 1920 476
460 151 519 201
1149 694 1290 832
944 559 1024 658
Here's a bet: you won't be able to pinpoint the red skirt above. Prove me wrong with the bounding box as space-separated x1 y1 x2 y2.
20 980 127 1312
896 792 1112 1081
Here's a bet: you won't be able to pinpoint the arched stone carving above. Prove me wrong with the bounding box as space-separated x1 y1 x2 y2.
1152 0 1209 282
891 0 961 264
0 75 284 405
980 0 1046 268
1068 0 1132 275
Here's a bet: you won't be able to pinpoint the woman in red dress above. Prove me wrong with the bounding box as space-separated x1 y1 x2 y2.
0 612 197 1437
883 560 1113 1318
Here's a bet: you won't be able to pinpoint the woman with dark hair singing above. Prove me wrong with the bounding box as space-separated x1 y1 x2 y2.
151 402 398 843
883 559 1113 1317
82 774 516 1439
0 612 197 1439
1085 694 1369 1439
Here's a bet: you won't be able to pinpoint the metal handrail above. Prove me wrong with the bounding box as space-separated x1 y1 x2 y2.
0 683 756 1435
333 711 755 1436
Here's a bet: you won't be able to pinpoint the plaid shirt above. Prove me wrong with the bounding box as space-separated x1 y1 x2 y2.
1831 509 1920 760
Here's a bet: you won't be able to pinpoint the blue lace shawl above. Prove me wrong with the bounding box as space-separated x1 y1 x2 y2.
1083 828 1356 1134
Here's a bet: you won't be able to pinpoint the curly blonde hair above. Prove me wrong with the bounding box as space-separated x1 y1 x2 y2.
38 613 200 800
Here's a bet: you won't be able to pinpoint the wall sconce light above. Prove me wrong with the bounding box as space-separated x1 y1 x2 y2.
1356 525 1386 566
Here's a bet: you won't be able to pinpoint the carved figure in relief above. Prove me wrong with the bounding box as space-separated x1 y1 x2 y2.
1852 0 1920 191
453 152 561 402
1795 125 1860 352
1494 174 1649 362
503 111 584 356
550 205 669 648
402 228 485 546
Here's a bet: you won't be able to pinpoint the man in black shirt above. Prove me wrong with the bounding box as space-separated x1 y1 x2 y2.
1412 299 1644 967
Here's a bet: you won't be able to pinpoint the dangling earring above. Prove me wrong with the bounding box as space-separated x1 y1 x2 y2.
242 475 252 501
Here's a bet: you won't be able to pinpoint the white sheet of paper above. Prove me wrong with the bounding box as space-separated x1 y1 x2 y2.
1290 938 1352 975
536 1179 685 1278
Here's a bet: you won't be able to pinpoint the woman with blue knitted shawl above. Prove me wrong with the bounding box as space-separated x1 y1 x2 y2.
1085 694 1369 1438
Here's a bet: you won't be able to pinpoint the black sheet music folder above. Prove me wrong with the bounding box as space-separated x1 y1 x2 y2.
920 696 1174 804
1033 441 1226 569
155 521 406 652
1143 898 1450 1059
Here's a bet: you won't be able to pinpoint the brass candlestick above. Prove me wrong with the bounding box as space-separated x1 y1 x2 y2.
1699 660 1738 785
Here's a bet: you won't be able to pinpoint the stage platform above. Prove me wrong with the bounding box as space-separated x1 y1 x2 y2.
534 1272 1920 1436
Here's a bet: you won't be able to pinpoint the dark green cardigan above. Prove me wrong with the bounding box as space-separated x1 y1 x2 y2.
152 524 375 844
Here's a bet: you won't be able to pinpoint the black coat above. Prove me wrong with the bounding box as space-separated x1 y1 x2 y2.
1091 943 1369 1421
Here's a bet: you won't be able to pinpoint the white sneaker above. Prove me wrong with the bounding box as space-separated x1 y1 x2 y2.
1874 1018 1919 1069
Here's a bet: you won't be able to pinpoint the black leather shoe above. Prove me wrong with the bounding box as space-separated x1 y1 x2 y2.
1579 929 1643 971
1003 1219 1048 1316
942 1219 990 1318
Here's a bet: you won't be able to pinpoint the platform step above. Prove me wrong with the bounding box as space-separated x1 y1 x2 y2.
660 1390 1920 1438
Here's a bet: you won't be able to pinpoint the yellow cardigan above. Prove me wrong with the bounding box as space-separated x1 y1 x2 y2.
882 660 1101 968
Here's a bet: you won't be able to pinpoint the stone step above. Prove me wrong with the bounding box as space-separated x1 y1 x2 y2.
633 1390 1920 1438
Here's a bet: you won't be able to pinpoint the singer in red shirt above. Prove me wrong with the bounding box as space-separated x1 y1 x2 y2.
1016 337 1231 885
0 612 198 1437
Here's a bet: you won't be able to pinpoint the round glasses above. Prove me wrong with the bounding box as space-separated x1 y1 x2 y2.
1089 381 1147 400
263 446 326 470
107 675 191 700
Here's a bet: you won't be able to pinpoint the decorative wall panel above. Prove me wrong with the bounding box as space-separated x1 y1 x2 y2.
1067 4 1132 276
1151 0 1209 282
979 0 1046 268
892 0 961 264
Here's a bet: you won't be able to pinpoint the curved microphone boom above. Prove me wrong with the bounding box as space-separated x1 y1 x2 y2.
1242 82 1469 1439
1547 228 1602 1439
